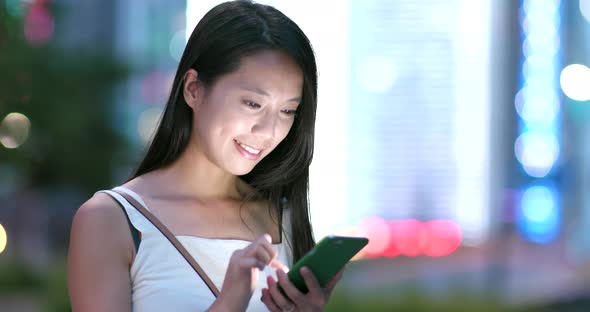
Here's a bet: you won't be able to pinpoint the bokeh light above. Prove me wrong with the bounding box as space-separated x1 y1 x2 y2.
381 224 400 259
559 64 590 101
517 185 560 244
349 218 463 259
522 36 559 59
522 55 556 81
516 0 562 244
522 0 560 17
514 131 559 178
520 186 555 223
0 224 7 255
422 220 462 257
390 219 427 257
356 216 391 257
5 0 25 17
514 87 559 125
0 112 31 149
24 3 54 46
522 5 559 39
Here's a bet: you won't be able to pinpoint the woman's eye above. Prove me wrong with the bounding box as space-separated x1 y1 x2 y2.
243 100 260 109
281 109 297 116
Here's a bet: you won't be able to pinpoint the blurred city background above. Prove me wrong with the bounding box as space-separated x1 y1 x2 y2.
1 0 590 311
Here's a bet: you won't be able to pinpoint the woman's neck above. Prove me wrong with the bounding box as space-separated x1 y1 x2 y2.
143 144 245 201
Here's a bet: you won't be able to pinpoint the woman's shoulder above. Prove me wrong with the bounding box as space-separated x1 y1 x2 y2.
70 191 135 260
76 192 124 224
68 191 134 311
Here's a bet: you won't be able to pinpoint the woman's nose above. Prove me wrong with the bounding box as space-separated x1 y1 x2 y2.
251 110 277 140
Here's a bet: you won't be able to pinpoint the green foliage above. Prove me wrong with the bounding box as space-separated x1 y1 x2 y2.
0 258 70 311
0 3 131 194
326 288 516 312
42 261 71 312
0 259 44 291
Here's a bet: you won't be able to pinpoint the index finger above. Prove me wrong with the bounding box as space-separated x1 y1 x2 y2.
268 258 289 273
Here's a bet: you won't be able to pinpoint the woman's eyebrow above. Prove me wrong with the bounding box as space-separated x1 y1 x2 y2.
239 86 301 103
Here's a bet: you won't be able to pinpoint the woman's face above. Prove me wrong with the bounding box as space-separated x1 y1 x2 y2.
190 50 303 175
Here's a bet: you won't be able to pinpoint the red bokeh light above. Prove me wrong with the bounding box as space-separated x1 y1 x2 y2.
381 220 400 258
356 217 390 258
422 220 462 257
349 218 462 259
390 219 427 257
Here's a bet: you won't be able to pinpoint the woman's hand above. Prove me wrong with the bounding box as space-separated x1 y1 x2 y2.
208 234 287 312
260 267 344 312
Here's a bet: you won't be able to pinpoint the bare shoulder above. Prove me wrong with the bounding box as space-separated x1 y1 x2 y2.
75 192 125 222
73 193 130 241
67 192 134 311
70 192 136 263
76 192 122 219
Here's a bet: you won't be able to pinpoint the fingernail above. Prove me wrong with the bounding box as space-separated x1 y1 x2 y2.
264 233 272 243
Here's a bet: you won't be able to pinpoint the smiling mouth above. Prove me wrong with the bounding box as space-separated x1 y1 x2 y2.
235 140 262 154
234 139 264 161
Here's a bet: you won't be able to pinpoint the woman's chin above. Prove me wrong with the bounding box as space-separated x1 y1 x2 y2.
229 164 257 176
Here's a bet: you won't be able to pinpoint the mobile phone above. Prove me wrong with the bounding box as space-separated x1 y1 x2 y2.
281 235 369 294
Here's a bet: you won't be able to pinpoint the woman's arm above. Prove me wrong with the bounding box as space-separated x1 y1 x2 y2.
67 193 135 312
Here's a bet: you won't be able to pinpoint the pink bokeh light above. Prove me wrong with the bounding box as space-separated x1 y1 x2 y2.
24 4 54 46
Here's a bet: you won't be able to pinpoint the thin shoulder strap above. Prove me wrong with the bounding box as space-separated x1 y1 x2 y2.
114 195 141 251
113 190 220 298
101 191 141 251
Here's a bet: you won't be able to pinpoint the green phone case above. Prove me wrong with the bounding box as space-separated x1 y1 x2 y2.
283 235 369 294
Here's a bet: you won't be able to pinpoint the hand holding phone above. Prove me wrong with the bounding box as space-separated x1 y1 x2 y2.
283 235 369 294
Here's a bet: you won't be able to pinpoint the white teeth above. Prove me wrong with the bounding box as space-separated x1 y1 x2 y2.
238 142 261 155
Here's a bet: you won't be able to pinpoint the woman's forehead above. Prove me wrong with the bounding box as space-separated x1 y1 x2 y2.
214 51 303 96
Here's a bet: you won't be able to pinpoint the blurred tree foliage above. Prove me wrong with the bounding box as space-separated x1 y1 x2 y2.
0 2 131 195
326 289 516 312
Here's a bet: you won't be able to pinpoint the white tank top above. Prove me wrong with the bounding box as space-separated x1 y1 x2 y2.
100 186 294 312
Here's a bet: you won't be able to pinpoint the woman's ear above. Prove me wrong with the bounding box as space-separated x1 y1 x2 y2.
183 69 201 110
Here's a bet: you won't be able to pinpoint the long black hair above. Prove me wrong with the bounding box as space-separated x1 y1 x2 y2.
130 0 317 261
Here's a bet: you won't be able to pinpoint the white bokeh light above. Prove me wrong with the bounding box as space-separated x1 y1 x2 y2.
0 224 6 255
515 87 559 125
0 112 31 149
560 64 590 101
515 132 560 178
523 0 559 17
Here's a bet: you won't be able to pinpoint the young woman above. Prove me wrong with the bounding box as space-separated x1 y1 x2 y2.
67 1 343 311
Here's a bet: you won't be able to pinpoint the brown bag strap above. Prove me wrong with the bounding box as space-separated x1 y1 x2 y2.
113 189 221 297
